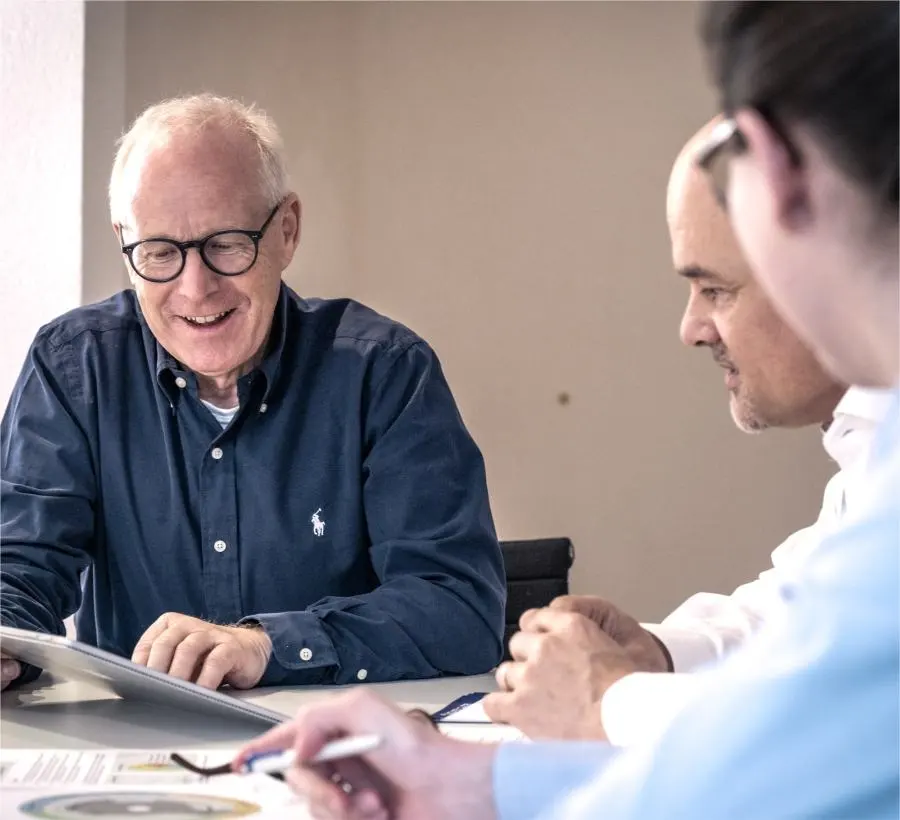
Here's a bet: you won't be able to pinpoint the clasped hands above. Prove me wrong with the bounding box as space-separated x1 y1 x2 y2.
482 595 671 740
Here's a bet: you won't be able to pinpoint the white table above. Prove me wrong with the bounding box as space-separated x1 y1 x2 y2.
0 673 498 751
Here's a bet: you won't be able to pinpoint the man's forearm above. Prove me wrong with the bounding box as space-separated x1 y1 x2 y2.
244 579 503 686
493 741 622 820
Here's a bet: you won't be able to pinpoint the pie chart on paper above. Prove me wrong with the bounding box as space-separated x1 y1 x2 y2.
17 791 261 819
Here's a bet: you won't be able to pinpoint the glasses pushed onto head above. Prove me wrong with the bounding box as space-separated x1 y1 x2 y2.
695 118 747 209
120 201 283 283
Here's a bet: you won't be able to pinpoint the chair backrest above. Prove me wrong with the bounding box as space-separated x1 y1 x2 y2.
500 538 574 660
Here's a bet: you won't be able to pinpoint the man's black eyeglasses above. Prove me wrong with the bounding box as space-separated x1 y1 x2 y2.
120 201 283 284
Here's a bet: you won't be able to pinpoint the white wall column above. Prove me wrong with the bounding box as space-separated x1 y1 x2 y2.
83 0 128 306
0 0 86 406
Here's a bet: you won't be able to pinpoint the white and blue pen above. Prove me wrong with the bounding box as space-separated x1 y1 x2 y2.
242 733 382 775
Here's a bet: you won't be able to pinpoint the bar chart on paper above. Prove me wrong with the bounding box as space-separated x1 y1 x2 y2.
0 749 310 819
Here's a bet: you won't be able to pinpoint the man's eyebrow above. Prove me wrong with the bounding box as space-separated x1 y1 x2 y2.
678 265 723 282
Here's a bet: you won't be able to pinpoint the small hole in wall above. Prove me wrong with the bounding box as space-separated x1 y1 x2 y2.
557 392 571 406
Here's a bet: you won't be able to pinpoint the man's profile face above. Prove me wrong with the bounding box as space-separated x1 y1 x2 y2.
666 143 843 432
117 128 299 384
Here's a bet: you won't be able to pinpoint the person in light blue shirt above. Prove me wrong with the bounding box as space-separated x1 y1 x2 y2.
234 3 899 818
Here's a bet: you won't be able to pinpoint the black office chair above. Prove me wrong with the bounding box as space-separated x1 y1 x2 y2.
500 538 574 660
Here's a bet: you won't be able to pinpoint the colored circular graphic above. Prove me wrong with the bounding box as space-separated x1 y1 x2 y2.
18 791 260 819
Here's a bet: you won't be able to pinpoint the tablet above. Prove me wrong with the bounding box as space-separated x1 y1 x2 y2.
0 625 290 727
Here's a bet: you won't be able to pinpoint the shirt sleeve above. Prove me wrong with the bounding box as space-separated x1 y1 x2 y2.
245 341 506 685
642 512 829 672
1 335 96 682
599 672 700 747
643 467 848 673
493 742 621 820
554 413 900 820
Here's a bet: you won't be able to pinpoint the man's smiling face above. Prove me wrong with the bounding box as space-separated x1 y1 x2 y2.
119 127 293 384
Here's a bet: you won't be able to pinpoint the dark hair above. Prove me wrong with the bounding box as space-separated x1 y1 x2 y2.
701 1 899 213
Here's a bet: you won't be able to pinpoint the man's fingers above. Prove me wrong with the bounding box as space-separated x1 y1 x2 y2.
517 608 543 630
166 632 217 682
347 789 389 820
550 594 591 612
195 643 238 690
482 691 511 724
521 607 587 635
131 613 173 665
141 628 190 674
236 697 368 770
507 629 542 662
287 764 351 819
0 658 21 690
494 660 527 692
549 594 612 620
234 720 305 770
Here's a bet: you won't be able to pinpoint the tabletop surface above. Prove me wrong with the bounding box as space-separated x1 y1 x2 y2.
0 672 498 751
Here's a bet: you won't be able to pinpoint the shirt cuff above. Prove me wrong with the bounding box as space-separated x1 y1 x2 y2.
493 742 620 820
641 622 719 672
242 611 339 686
600 672 700 747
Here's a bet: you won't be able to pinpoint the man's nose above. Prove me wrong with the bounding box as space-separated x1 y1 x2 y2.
176 248 221 301
680 301 720 347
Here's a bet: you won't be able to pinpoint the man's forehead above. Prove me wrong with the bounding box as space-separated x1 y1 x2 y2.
120 135 264 234
667 165 750 284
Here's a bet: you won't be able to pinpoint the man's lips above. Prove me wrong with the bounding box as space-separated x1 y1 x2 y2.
177 308 237 327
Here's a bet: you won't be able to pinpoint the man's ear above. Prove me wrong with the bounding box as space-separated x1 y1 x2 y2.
282 195 302 254
734 109 812 232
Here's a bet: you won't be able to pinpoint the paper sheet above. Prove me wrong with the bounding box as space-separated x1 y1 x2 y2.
0 749 309 819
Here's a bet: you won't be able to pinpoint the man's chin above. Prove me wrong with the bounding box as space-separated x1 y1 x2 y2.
729 393 768 434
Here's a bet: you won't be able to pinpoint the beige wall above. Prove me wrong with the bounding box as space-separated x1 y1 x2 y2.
113 1 834 620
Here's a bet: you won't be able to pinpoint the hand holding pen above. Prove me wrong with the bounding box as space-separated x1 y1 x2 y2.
230 692 499 820
170 708 436 780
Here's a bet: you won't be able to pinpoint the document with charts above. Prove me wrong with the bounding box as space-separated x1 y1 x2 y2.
0 748 309 819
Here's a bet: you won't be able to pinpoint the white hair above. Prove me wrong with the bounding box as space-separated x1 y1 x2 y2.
108 93 290 225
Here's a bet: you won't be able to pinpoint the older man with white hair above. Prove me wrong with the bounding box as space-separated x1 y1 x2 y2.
0 94 505 692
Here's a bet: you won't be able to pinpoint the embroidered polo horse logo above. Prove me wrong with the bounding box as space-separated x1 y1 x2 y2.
311 508 325 537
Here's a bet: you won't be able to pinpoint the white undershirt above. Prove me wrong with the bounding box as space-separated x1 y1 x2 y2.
200 399 239 429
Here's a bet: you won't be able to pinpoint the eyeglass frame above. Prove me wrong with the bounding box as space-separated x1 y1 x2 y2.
695 117 748 208
118 200 284 284
696 113 803 209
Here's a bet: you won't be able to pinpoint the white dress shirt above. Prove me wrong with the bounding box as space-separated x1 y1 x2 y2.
600 386 895 747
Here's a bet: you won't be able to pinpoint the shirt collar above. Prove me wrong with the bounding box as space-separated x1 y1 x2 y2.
153 282 290 407
822 386 896 470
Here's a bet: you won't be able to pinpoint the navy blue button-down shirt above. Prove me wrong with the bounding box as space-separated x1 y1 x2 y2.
1 284 505 685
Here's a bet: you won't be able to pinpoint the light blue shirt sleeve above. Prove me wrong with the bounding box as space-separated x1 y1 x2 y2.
492 389 899 820
493 742 621 820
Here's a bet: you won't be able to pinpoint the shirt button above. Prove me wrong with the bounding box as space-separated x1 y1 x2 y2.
299 647 313 662
356 669 368 681
213 540 227 553
211 447 223 460
259 403 268 413
175 377 187 389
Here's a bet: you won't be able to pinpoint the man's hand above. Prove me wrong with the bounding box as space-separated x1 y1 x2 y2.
549 595 672 673
131 613 272 690
234 689 498 820
0 654 21 691
483 608 642 740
